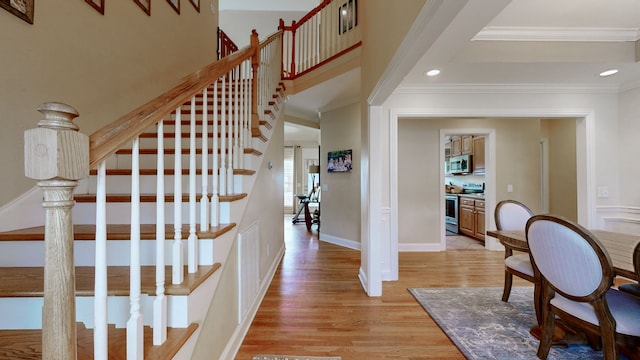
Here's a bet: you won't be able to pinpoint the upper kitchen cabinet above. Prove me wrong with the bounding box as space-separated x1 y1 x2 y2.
473 136 485 174
461 135 473 155
451 136 462 157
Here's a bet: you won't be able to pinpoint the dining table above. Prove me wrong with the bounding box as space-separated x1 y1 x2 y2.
486 229 640 281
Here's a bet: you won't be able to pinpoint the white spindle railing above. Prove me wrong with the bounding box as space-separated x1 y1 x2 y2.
211 80 220 227
219 76 227 197
127 136 143 359
173 107 184 285
28 30 288 359
94 161 108 360
200 88 210 231
154 120 167 345
188 96 199 273
226 70 235 196
280 0 361 79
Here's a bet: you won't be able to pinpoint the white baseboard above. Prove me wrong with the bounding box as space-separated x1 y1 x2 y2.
319 233 361 250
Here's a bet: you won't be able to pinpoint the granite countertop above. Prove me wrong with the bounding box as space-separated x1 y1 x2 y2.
458 193 485 199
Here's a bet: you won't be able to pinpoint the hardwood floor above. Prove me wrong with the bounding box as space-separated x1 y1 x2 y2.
234 218 528 359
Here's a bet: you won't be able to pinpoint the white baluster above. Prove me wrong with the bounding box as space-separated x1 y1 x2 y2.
188 96 198 273
219 76 227 197
247 62 253 150
94 160 108 360
233 66 240 170
153 120 167 345
227 69 234 195
127 136 143 360
200 88 210 231
173 107 184 284
211 81 220 227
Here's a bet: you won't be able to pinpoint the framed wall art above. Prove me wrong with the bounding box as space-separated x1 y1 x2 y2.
327 149 352 173
338 0 357 35
167 0 179 14
189 0 199 12
1 0 34 24
134 0 150 15
86 0 105 15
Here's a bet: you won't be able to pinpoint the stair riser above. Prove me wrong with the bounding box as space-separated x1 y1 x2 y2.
112 153 246 170
77 173 247 197
0 262 223 330
0 239 215 267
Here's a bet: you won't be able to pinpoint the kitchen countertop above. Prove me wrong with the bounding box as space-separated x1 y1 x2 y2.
457 193 485 199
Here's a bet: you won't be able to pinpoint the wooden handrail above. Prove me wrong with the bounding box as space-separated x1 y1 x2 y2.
89 37 258 169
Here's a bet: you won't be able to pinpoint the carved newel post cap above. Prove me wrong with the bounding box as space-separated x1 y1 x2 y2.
24 102 90 180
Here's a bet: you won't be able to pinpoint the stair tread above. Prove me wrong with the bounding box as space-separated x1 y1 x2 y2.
0 263 221 297
0 223 236 241
0 322 198 360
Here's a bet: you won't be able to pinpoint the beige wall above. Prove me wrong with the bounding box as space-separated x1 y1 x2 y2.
360 0 427 98
0 1 218 206
220 10 306 48
398 117 543 245
543 118 578 221
320 102 361 245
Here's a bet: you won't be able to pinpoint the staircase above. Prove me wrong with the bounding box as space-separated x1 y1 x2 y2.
0 30 285 359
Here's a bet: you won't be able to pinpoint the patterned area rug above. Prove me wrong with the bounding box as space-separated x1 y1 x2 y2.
252 356 341 360
408 287 629 360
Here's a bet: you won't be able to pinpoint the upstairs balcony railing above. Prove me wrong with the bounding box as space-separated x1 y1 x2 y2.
218 27 239 59
279 0 362 80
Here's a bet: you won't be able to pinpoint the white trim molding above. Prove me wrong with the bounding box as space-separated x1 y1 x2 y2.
473 26 640 42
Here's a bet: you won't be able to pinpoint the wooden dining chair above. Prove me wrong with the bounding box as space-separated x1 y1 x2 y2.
526 214 640 360
495 200 535 302
618 242 640 298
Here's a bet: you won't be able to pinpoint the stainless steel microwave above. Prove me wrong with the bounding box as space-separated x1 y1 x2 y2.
450 154 472 174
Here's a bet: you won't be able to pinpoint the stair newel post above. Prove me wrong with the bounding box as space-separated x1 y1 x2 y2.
251 29 261 132
173 107 184 285
188 95 198 273
200 87 210 232
24 102 89 360
211 80 220 227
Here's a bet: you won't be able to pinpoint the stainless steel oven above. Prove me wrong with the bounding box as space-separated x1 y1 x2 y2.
445 194 459 233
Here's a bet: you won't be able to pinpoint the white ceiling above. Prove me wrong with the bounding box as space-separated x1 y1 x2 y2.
246 0 640 141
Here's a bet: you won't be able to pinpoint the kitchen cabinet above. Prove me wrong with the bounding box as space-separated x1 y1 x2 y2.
451 136 461 157
461 135 473 155
459 196 485 242
472 136 485 174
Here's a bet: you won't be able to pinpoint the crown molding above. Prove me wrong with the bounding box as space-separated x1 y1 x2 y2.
395 83 621 95
473 26 640 42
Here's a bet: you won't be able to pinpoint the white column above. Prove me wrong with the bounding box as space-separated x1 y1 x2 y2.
200 88 210 231
188 96 198 273
94 161 108 359
153 120 167 345
211 80 220 227
173 107 184 284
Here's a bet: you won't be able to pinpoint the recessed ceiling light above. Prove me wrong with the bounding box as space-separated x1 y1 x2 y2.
599 69 618 77
425 69 441 77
